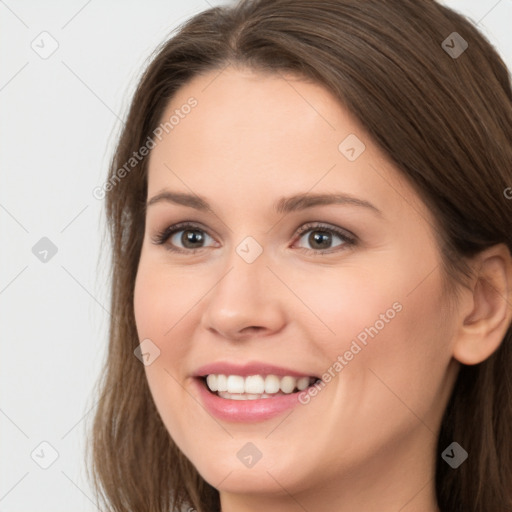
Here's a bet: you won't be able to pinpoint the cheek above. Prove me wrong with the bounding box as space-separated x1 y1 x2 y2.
293 255 454 419
133 259 198 355
384 275 456 394
133 259 193 391
332 267 455 430
133 260 203 451
282 262 406 358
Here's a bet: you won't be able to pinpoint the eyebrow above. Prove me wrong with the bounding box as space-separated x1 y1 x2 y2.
146 190 382 216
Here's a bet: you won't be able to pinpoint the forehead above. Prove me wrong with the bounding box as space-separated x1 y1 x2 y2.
146 66 429 224
150 66 347 169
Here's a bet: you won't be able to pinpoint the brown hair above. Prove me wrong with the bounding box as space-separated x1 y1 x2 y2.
87 1 512 511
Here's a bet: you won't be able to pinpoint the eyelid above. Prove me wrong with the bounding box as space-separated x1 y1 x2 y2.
293 221 356 243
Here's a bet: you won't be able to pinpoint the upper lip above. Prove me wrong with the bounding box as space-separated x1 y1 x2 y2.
193 361 319 379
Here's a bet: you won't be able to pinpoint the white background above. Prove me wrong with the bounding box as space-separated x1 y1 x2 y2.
1 1 511 510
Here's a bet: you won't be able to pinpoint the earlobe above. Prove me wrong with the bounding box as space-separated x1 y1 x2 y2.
452 244 512 366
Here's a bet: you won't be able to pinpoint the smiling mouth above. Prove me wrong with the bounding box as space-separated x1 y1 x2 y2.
201 374 321 400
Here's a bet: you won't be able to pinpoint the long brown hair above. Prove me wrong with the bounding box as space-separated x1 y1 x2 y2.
87 1 512 510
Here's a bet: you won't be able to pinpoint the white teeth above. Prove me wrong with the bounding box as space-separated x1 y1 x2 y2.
206 374 217 392
223 392 247 400
297 376 310 391
245 375 265 394
280 376 296 394
205 374 315 397
218 391 274 400
217 374 227 392
264 375 281 394
226 375 245 394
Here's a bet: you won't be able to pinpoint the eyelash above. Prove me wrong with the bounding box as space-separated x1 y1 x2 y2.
151 221 357 255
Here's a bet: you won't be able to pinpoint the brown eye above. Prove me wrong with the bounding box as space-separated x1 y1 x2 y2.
152 222 217 253
294 223 356 254
304 230 335 250
175 229 207 249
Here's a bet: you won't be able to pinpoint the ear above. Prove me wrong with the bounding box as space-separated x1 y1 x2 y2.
452 244 512 365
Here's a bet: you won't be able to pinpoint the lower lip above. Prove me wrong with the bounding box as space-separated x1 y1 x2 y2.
193 378 305 422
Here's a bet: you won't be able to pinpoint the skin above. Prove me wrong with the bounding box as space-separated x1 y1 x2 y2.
133 66 512 512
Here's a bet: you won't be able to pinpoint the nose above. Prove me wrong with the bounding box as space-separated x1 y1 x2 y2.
200 250 287 342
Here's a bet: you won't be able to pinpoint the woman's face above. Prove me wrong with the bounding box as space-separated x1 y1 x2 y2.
134 66 459 509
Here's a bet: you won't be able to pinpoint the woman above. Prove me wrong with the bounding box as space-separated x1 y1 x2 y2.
88 1 512 511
